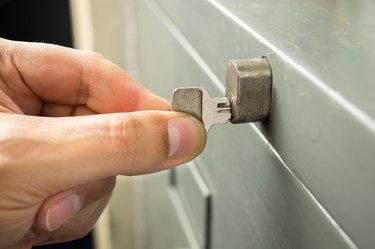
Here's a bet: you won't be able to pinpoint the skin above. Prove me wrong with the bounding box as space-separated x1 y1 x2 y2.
0 38 206 249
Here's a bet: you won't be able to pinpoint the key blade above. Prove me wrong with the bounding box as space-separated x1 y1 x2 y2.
171 87 231 132
201 89 231 131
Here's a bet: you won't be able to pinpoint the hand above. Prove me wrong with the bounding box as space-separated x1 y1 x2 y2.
0 38 206 248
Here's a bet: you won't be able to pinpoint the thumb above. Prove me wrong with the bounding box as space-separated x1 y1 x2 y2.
1 112 206 196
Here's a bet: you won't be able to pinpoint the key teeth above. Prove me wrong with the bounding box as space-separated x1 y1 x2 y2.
218 107 231 113
205 115 231 132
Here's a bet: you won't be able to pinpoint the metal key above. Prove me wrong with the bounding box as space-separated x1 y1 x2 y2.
170 58 273 132
170 87 231 131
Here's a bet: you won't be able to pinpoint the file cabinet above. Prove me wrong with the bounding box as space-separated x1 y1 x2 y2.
133 1 375 248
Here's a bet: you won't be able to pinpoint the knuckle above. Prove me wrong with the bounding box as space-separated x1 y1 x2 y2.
81 51 107 71
115 114 143 168
0 39 14 73
0 141 18 177
106 113 169 174
78 51 106 103
80 51 105 75
82 50 105 60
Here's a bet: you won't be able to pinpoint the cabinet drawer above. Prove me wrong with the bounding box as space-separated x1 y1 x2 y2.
137 0 374 248
172 162 211 249
145 0 375 248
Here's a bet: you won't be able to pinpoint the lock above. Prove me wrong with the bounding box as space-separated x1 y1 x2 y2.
225 57 273 124
171 57 273 130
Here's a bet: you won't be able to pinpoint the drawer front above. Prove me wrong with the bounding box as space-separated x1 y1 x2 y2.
135 0 374 248
143 172 192 249
172 162 211 249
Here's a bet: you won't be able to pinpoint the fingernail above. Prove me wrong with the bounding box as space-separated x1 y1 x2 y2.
46 195 83 231
168 116 206 158
20 231 50 245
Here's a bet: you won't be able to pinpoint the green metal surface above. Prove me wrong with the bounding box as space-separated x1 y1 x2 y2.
136 0 375 248
174 162 211 249
143 172 191 249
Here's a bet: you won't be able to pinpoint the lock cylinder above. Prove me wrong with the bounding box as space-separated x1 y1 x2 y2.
225 58 273 124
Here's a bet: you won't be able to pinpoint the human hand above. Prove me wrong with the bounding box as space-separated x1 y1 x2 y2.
0 38 206 248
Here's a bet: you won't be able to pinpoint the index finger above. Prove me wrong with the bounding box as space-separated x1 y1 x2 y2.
5 39 168 113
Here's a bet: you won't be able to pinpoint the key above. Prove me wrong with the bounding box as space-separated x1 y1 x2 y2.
170 87 231 131
169 58 273 131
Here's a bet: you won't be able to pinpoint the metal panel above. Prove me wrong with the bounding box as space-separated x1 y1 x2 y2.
136 0 358 248
149 0 375 248
137 2 212 248
173 162 211 248
143 172 191 249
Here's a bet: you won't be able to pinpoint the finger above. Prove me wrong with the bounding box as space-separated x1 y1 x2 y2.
42 103 97 117
21 193 111 247
13 245 31 249
2 111 206 196
36 177 116 232
1 38 169 115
